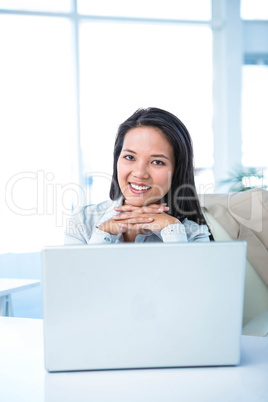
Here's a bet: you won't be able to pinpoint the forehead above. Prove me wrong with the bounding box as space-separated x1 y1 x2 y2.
123 126 172 152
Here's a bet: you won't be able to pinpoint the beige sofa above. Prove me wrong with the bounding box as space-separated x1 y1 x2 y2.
200 189 268 337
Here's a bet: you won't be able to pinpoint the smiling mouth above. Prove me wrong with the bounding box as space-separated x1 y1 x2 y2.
129 182 151 193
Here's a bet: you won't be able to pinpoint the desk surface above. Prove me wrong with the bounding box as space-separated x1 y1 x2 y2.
0 278 40 296
0 317 267 402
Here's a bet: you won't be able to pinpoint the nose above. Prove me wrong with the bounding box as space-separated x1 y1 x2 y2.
132 161 150 180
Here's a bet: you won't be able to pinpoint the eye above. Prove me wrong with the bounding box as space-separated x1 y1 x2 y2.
152 160 165 166
124 155 135 161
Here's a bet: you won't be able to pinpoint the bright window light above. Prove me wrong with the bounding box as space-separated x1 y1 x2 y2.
242 65 268 168
79 21 213 204
0 15 76 253
78 0 211 21
241 0 268 20
0 0 71 12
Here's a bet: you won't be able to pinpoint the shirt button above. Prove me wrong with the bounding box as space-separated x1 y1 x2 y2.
104 237 111 242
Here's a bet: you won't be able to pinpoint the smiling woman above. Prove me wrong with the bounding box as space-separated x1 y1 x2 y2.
117 126 175 207
65 107 213 245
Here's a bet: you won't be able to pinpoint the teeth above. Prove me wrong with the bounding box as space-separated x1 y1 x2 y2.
130 183 151 191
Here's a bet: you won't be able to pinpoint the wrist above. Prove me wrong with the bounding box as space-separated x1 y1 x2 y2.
166 216 180 226
98 221 121 236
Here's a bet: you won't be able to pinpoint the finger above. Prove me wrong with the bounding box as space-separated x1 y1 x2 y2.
124 217 154 224
113 212 134 220
113 213 154 222
140 203 168 210
150 202 167 207
114 205 138 212
137 205 169 214
113 209 169 221
115 204 168 214
119 222 154 231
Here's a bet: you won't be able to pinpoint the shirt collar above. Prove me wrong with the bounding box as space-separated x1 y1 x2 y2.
96 196 124 226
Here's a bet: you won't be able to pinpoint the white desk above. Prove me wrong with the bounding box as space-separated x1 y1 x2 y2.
0 317 267 402
0 279 40 316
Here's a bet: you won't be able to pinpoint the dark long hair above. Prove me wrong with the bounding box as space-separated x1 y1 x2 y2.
109 107 214 240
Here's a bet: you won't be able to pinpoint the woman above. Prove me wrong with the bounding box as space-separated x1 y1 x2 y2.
65 107 212 245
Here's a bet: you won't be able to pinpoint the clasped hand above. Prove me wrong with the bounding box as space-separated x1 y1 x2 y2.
98 202 180 236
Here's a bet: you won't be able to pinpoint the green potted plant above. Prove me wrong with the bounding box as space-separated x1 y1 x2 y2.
218 165 267 192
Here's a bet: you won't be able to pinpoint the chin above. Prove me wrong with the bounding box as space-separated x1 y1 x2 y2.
124 196 145 206
124 194 161 207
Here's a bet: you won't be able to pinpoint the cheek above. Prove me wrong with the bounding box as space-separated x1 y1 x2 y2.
156 169 173 189
117 160 128 182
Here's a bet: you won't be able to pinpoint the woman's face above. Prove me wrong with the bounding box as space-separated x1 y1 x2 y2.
117 126 175 206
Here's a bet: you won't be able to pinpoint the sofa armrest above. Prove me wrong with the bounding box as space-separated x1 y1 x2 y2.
242 311 268 337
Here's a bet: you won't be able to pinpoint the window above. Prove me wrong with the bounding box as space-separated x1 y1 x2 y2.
78 0 211 20
241 0 268 20
241 0 268 187
241 64 268 185
0 0 71 12
79 21 213 203
0 14 76 252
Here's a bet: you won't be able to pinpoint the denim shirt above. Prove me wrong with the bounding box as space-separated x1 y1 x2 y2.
64 197 211 245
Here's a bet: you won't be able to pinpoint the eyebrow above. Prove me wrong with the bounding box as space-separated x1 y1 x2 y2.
122 149 170 160
151 154 169 160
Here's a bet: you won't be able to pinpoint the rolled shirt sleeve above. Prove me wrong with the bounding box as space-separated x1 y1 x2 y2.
160 223 188 243
89 227 118 244
182 218 211 242
159 219 211 243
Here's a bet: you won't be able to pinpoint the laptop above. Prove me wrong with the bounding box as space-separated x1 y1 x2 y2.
42 241 246 372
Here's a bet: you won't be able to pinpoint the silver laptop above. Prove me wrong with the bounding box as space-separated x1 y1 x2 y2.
42 241 246 372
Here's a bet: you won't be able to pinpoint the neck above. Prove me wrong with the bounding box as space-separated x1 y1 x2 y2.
123 229 143 243
123 232 134 243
